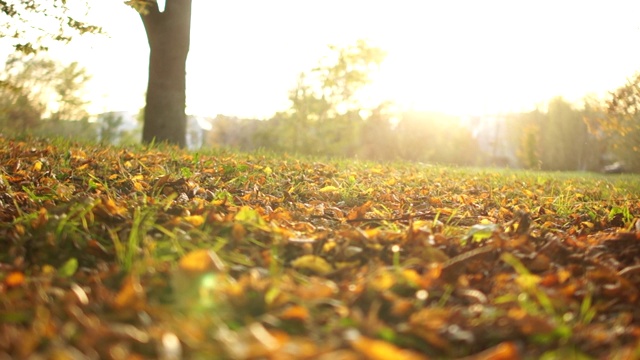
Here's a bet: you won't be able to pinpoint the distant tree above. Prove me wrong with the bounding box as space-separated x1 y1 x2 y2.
0 55 54 132
0 54 90 133
579 96 608 171
279 40 386 155
603 73 640 172
538 97 592 171
98 112 124 144
207 115 264 151
49 61 91 122
506 110 544 169
286 73 331 152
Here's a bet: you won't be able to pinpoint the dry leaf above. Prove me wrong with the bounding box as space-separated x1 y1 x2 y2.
291 255 333 275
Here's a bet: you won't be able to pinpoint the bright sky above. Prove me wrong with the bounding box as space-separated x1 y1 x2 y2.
46 0 640 118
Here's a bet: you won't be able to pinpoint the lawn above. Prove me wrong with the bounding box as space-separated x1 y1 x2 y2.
1 136 640 359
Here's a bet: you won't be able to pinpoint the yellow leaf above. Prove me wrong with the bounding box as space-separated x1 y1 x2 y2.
184 215 205 227
402 269 422 287
581 221 594 228
371 269 395 291
291 255 333 275
132 181 144 191
32 160 42 172
42 265 56 275
319 185 339 193
263 166 273 175
515 273 541 291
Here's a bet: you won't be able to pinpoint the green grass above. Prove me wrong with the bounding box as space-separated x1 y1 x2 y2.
1 136 639 359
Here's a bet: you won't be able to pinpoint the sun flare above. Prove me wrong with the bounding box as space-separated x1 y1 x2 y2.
35 0 640 119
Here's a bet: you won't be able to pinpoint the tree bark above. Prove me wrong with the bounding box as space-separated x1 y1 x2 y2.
140 0 192 147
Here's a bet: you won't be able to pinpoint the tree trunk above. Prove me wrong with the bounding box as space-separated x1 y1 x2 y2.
140 0 192 147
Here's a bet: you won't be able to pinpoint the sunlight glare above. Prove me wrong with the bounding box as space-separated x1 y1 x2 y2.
28 0 640 119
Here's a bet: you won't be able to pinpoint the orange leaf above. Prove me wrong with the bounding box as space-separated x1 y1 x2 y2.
179 249 226 273
351 335 428 360
113 275 146 310
31 207 48 229
467 341 520 360
279 305 309 321
347 201 373 220
5 271 25 287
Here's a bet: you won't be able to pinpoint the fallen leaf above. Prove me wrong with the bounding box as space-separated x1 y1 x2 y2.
291 255 333 275
179 249 226 273
183 215 205 227
113 275 146 310
279 305 309 321
350 333 428 360
319 186 339 193
4 271 25 287
58 258 78 278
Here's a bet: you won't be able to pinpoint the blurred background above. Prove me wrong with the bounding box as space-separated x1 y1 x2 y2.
1 0 640 171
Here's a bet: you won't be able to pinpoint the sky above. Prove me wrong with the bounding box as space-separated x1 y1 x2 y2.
40 0 640 119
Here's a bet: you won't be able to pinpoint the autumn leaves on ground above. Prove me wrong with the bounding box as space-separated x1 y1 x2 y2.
1 137 640 359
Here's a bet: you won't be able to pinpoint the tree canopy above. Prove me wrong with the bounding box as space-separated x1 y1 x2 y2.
0 0 102 54
0 54 93 138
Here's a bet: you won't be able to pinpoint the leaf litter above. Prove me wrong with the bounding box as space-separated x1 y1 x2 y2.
1 137 640 359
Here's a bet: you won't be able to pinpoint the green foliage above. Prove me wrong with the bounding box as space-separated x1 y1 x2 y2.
48 61 91 122
0 0 102 53
0 54 95 140
604 72 640 172
0 55 56 132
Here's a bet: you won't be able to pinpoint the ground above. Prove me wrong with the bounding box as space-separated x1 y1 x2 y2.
1 137 639 359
